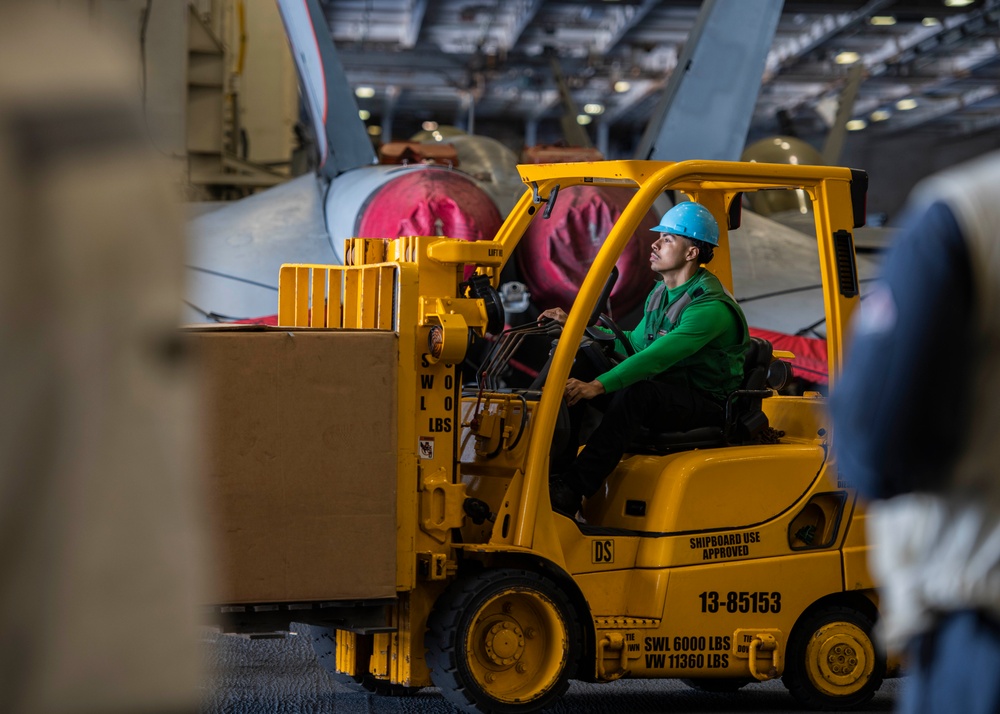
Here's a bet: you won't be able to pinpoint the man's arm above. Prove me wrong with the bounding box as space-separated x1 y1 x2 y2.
592 313 646 355
539 307 646 354
595 300 736 393
830 201 973 500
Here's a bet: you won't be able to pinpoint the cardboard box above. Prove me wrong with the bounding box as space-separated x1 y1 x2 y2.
189 326 398 604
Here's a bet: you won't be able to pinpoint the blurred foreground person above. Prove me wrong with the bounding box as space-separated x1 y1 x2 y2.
832 150 1000 714
0 6 207 713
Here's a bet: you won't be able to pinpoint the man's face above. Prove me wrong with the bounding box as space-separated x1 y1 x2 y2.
650 233 696 273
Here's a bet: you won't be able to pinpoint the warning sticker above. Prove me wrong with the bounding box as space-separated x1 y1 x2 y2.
419 437 434 460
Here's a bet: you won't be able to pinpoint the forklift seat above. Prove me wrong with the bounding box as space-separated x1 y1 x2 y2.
628 337 775 455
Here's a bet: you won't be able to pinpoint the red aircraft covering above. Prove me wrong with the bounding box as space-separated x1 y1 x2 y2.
516 186 661 316
749 327 829 385
357 169 502 243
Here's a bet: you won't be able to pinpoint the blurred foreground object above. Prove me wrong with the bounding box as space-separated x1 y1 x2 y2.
832 150 1000 714
0 6 206 713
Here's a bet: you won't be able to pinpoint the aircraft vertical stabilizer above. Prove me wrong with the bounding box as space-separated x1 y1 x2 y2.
275 0 376 177
635 0 783 162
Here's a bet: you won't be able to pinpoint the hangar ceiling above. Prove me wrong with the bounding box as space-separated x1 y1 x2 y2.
318 0 1000 144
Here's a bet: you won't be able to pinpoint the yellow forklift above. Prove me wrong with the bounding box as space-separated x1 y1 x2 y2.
197 159 888 712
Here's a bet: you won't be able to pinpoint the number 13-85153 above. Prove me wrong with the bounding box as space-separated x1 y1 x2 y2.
699 591 781 614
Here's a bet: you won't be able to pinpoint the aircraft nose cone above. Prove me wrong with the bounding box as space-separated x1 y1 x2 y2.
357 168 503 242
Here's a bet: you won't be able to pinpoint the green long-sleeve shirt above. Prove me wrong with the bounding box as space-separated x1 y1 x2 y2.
595 269 749 400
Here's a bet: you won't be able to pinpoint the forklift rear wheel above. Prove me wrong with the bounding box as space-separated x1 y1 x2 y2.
783 605 884 709
426 569 581 714
309 626 423 697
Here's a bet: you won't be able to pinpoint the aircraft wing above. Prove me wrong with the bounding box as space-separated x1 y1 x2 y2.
185 174 336 323
765 208 896 253
732 210 880 340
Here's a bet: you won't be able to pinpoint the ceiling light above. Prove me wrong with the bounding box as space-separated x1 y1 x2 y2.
613 80 631 93
871 109 891 121
367 125 382 136
896 98 918 110
358 109 371 121
846 119 867 131
922 17 941 26
355 86 376 99
944 0 974 7
421 121 439 131
869 15 897 25
584 103 604 115
576 114 592 125
835 51 860 65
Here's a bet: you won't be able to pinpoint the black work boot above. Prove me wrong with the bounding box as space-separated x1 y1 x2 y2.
549 477 583 517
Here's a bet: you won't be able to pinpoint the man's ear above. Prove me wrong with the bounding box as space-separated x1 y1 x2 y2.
685 242 700 263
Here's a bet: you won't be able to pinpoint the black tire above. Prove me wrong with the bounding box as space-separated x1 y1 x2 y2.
682 677 752 693
425 569 582 714
783 605 885 710
309 626 423 697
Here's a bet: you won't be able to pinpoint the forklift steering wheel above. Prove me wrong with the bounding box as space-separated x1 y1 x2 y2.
593 313 635 357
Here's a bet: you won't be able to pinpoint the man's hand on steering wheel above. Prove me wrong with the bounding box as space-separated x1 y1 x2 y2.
565 378 605 406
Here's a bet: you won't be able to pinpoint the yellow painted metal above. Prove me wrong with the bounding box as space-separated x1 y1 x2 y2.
595 631 630 680
461 586 569 705
631 552 837 680
278 263 398 330
583 444 827 543
335 629 357 677
803 620 876 697
748 633 781 680
841 505 877 592
811 178 859 387
370 632 392 679
326 270 342 327
420 466 467 544
762 395 828 442
426 239 505 267
683 188 734 291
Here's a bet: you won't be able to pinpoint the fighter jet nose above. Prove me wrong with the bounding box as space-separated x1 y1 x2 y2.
516 185 660 316
357 167 503 243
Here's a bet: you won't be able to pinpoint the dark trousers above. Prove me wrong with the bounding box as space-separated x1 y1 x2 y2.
562 379 723 498
898 610 1000 714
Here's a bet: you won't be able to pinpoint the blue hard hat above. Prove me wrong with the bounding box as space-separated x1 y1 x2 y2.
651 201 720 246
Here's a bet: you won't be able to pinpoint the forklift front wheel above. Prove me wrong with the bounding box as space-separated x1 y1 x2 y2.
783 605 885 710
426 569 582 714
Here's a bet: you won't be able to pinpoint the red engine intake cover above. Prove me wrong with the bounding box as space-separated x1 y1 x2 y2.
357 168 502 242
516 185 660 316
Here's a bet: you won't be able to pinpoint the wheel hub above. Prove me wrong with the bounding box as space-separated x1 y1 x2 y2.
484 620 525 666
806 623 874 695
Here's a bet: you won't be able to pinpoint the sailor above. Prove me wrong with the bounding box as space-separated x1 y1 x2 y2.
545 201 750 516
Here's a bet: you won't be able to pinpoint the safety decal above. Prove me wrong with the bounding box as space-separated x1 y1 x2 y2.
689 530 761 560
418 436 434 460
592 539 614 564
642 635 731 669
